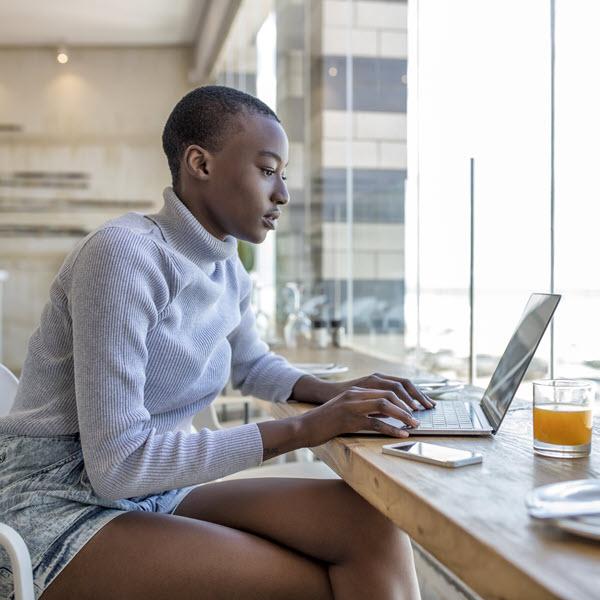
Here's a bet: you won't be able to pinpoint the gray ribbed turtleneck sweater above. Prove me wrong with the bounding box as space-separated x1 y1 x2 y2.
0 188 305 500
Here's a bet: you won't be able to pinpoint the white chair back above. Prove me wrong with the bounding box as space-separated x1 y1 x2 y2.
0 524 35 600
0 363 18 417
0 365 33 600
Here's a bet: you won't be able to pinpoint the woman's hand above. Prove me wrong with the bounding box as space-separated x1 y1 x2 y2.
292 372 436 411
299 386 423 448
260 374 437 460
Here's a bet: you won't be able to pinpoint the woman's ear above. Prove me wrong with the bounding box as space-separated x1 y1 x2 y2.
182 145 212 181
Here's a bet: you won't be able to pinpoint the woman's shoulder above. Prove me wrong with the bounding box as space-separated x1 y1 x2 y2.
61 213 180 287
86 212 162 249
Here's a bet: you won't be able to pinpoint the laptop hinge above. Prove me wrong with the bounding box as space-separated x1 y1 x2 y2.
480 397 500 433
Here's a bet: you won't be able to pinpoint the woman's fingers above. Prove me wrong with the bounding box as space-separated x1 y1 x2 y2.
363 415 410 438
356 397 420 428
368 374 436 410
398 378 436 409
349 386 418 416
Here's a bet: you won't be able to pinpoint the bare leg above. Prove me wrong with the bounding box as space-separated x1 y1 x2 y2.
174 478 420 600
40 510 332 600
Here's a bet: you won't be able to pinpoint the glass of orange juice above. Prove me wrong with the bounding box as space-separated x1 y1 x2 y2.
533 379 594 458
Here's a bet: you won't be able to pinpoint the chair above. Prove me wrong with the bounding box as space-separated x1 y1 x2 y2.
0 362 18 417
0 364 35 600
0 525 35 600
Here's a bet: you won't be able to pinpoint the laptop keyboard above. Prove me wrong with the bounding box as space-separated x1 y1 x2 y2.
416 401 476 430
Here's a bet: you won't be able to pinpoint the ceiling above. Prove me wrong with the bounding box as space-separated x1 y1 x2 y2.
0 0 209 46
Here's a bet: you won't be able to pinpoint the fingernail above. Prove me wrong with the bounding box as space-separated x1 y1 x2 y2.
411 419 420 426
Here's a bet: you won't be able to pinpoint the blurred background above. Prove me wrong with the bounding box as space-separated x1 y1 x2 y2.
0 0 599 399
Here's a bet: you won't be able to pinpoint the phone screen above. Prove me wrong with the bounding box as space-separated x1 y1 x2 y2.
390 443 477 462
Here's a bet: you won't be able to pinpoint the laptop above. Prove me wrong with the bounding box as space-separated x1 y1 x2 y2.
372 293 561 436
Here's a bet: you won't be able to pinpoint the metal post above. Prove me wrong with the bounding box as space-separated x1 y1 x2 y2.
549 0 556 378
469 158 476 385
345 0 354 341
414 0 422 367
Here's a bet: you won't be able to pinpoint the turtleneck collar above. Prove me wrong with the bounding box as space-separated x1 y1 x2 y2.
148 187 238 267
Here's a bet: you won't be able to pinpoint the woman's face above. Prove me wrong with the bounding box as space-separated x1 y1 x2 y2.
185 112 290 244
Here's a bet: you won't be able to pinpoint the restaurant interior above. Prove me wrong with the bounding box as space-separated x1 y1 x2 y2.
0 1 598 599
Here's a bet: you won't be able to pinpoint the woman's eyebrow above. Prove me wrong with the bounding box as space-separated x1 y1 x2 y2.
258 150 288 167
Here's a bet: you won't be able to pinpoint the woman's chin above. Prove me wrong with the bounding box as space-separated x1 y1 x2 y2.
255 231 269 244
237 229 267 245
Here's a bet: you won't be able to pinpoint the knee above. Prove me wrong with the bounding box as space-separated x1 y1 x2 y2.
358 515 414 576
339 485 408 558
365 507 408 559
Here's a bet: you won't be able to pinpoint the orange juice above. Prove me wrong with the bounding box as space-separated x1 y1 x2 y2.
533 403 592 446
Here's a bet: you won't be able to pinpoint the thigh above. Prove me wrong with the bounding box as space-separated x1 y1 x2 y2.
40 511 332 600
174 478 394 565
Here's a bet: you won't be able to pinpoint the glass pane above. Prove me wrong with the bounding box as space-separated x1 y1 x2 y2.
275 0 409 358
273 0 314 337
341 0 409 360
416 0 550 389
554 1 600 389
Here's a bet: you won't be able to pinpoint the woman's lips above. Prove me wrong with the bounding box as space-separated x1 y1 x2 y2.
261 215 277 230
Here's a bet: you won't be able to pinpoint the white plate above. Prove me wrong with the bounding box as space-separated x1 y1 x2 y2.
526 479 600 518
526 479 600 541
417 382 464 398
411 376 447 385
554 514 600 541
292 363 349 377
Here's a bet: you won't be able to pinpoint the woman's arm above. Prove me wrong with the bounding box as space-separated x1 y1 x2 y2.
259 374 435 461
258 384 423 461
289 375 340 405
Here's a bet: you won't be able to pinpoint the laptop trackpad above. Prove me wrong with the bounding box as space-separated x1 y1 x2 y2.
369 415 410 430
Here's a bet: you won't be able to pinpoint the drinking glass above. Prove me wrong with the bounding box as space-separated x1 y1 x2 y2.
282 283 311 349
533 379 594 458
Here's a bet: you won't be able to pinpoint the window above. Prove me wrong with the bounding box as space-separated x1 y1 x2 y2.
215 0 600 401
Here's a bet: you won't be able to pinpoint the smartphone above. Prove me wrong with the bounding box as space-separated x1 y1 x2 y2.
382 441 482 467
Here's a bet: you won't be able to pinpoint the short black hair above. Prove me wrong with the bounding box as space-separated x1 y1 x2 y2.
162 85 280 189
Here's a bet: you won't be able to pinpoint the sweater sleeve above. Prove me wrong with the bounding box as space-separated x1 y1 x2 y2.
227 261 306 402
69 228 264 501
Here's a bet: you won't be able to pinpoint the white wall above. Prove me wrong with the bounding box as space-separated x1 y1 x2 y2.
0 46 192 371
0 46 190 204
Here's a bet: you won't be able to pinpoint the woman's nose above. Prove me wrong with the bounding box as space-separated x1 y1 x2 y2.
272 181 290 205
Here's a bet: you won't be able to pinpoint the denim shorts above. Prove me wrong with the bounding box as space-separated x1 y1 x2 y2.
0 433 193 599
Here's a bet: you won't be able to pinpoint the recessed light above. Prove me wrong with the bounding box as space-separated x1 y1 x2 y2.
57 46 69 64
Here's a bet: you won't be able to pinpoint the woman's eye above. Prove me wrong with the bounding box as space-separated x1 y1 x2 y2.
261 168 287 180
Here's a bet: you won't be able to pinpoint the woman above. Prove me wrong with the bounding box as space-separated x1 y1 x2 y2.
0 86 433 599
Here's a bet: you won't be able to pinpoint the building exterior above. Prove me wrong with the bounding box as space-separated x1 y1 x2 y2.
275 0 407 337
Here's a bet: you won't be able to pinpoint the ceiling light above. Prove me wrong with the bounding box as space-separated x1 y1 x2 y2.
56 46 69 65
328 67 338 77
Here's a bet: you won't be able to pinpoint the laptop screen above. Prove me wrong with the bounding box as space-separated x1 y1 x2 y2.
481 293 561 432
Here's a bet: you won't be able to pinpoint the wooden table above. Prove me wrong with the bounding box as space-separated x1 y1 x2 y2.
272 346 600 600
